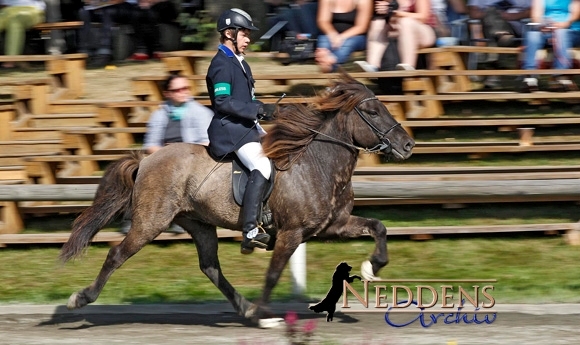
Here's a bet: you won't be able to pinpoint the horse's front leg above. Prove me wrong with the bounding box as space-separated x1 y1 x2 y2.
322 215 388 280
188 221 256 320
257 229 303 313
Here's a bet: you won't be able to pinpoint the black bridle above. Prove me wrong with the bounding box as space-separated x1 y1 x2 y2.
353 97 401 154
306 96 402 154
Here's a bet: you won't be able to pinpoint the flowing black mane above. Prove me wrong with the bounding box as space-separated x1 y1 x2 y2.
262 74 373 167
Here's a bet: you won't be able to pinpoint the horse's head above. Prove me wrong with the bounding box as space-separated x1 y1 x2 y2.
326 75 415 161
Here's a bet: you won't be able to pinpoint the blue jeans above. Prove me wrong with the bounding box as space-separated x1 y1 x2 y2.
523 29 580 70
317 34 367 71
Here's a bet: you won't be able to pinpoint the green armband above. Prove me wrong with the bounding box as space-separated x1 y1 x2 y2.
214 82 231 96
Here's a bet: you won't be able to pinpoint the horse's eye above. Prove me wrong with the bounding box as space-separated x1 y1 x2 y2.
369 110 379 118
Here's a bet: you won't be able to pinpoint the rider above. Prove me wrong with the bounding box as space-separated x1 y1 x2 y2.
206 8 276 254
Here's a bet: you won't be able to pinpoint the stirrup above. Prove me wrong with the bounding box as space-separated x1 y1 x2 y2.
241 226 271 254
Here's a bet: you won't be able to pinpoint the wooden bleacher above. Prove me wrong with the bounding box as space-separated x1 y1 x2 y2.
0 54 87 99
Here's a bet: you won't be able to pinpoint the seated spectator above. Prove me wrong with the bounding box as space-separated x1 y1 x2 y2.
520 0 580 92
120 73 214 235
355 0 437 72
143 74 213 152
467 0 531 47
266 0 320 40
432 0 468 45
44 0 66 54
315 0 372 72
129 0 178 61
77 0 136 68
0 0 46 68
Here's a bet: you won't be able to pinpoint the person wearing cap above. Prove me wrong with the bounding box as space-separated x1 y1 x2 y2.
206 8 276 254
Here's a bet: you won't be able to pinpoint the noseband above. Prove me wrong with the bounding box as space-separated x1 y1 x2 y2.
354 97 401 154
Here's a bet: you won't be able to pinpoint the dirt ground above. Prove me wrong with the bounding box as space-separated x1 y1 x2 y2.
0 303 579 345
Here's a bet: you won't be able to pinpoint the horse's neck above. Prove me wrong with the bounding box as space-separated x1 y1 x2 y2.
305 130 358 182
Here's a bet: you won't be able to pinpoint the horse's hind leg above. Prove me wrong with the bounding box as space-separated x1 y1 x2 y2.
323 215 388 280
188 222 256 319
67 220 167 310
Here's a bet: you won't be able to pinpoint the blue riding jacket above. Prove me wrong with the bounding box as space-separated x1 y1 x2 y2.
206 44 263 158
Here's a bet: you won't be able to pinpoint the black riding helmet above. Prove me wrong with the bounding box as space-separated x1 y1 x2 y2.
217 8 258 54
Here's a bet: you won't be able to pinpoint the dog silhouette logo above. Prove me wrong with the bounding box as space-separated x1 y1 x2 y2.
309 262 361 321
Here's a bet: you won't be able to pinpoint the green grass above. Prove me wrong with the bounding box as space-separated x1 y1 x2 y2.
1 236 579 305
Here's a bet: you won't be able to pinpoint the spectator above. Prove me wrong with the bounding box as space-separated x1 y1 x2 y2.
266 0 320 40
129 0 178 61
206 8 275 254
520 0 580 92
77 0 136 68
432 0 468 45
355 0 437 72
315 0 372 72
143 74 213 153
44 0 66 54
467 0 531 47
120 73 214 235
0 0 46 68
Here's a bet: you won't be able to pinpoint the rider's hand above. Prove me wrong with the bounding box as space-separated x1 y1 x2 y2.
257 103 276 121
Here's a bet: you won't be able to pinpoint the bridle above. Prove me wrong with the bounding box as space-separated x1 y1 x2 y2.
307 97 401 154
354 97 401 154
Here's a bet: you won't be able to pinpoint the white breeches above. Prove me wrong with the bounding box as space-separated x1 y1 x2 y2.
235 142 272 180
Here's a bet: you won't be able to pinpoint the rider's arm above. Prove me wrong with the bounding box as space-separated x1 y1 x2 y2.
207 62 262 121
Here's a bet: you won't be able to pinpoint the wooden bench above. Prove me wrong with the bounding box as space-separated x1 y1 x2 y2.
23 154 126 183
401 116 580 144
132 68 580 121
0 53 87 99
412 140 580 157
64 127 147 152
0 78 52 119
0 166 28 234
31 21 83 37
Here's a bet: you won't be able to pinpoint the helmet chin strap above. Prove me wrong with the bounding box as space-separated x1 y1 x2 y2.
225 28 242 55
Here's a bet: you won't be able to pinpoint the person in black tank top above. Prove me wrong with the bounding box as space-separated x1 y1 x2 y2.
314 0 373 72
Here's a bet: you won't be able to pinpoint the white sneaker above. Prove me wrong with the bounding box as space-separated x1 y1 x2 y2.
354 60 378 72
395 63 415 71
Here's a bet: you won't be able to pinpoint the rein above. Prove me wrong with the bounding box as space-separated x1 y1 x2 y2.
307 97 401 154
275 97 400 171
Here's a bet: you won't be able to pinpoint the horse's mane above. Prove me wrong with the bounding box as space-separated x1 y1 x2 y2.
262 73 371 168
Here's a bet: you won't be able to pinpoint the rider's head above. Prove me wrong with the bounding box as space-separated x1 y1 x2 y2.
217 8 258 55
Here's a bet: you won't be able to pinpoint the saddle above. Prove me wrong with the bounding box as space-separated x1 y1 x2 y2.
206 148 276 235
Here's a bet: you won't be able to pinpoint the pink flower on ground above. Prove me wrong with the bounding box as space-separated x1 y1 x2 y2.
302 319 317 334
285 311 299 326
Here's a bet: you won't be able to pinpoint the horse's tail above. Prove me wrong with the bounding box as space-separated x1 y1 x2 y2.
60 151 145 263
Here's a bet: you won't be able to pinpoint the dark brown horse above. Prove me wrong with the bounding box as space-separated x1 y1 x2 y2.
60 74 415 325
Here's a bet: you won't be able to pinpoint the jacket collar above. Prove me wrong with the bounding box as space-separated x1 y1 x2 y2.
218 44 236 58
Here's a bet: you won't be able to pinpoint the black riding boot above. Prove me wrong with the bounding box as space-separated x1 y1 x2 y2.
240 170 271 254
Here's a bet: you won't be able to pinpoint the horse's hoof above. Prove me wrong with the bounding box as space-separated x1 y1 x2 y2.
361 260 381 281
259 317 284 329
66 292 80 310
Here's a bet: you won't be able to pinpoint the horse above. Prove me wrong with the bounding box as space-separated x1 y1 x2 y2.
59 74 415 325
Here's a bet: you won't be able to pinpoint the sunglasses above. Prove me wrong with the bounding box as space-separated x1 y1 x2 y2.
168 86 190 93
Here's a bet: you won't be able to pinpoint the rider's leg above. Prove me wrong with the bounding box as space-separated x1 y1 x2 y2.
236 142 272 254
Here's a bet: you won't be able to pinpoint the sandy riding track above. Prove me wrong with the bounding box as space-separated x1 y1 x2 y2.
0 303 579 344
